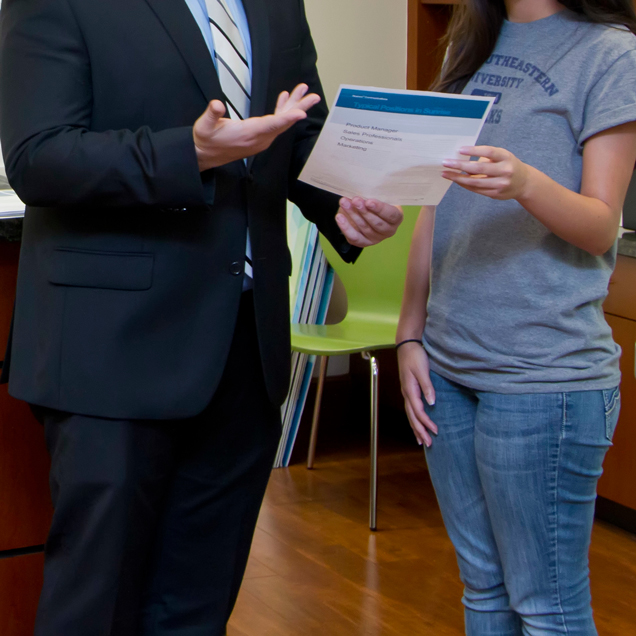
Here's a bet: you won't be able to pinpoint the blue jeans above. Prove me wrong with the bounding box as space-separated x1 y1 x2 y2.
424 371 620 636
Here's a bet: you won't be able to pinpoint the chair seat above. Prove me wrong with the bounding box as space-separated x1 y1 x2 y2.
291 318 398 356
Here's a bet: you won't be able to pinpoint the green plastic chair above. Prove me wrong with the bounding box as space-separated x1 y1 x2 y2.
291 207 419 531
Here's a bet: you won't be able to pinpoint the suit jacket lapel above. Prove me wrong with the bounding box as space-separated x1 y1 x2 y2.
144 0 223 104
243 0 271 119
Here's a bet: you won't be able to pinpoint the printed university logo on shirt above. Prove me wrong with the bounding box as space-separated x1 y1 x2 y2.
470 53 561 126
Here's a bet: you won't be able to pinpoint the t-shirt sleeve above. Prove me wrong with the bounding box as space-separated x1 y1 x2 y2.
579 48 636 146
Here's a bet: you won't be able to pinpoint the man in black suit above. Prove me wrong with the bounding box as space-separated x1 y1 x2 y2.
0 0 402 634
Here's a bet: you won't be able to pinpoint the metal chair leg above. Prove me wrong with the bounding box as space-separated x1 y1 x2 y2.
307 356 329 469
362 351 379 531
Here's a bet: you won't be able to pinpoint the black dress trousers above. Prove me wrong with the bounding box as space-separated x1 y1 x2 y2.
32 292 282 636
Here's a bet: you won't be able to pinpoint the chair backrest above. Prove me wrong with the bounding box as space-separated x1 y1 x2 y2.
320 206 420 326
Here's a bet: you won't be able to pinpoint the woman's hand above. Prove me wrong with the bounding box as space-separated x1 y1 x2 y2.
442 146 531 201
397 342 438 447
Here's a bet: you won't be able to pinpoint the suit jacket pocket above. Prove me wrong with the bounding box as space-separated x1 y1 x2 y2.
47 248 154 291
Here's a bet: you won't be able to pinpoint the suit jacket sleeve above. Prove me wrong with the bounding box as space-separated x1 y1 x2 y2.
0 0 206 209
286 0 361 264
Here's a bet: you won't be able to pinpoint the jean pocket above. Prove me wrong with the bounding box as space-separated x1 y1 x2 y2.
602 387 621 442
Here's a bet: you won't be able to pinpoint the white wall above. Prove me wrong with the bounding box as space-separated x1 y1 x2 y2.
304 1 408 377
304 0 408 106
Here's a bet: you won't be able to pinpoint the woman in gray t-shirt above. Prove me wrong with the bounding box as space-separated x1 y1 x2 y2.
397 1 636 634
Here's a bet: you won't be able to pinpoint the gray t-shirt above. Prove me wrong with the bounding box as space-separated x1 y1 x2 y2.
424 10 636 393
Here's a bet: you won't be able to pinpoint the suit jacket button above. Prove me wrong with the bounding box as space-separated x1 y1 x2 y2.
229 261 243 276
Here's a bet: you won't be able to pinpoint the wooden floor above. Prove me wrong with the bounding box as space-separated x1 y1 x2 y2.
228 445 636 636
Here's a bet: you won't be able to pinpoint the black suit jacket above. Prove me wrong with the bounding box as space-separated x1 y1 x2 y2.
0 0 358 418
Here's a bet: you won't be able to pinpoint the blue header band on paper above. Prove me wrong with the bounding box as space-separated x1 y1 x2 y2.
336 89 489 119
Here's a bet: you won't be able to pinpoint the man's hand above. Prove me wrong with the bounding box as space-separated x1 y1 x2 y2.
193 84 321 171
336 197 403 247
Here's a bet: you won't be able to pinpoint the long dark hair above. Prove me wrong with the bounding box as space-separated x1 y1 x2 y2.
434 1 636 93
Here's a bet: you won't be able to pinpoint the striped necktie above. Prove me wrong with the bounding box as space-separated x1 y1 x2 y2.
205 0 253 280
206 0 251 121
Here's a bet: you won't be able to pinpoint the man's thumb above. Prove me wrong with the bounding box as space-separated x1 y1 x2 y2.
204 100 226 128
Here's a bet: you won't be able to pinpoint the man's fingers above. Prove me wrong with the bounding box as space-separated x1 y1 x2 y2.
277 108 309 125
276 85 320 114
273 109 309 134
255 109 308 136
335 212 374 247
343 198 402 239
335 211 366 245
339 198 403 244
277 84 306 111
337 207 383 246
339 202 376 235
359 199 403 225
288 83 309 102
298 93 321 112
285 93 321 114
276 91 290 111
359 206 400 235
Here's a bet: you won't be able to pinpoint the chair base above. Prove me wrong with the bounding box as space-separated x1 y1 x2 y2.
307 356 328 470
306 352 379 531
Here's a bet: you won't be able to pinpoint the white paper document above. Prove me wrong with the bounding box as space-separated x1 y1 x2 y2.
299 85 495 206
0 189 25 219
0 154 25 219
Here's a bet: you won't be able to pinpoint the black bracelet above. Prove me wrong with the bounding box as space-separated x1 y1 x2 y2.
395 339 423 350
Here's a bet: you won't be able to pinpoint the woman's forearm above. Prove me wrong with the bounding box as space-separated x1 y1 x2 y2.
443 123 636 256
517 124 636 255
397 206 436 342
517 166 620 256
